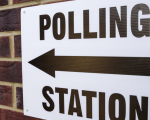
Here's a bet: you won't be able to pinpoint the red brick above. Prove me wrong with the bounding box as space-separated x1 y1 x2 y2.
0 85 12 107
0 36 10 57
14 35 21 57
0 0 8 6
0 8 21 32
44 0 72 4
0 108 42 120
16 87 23 109
13 0 33 4
0 61 22 83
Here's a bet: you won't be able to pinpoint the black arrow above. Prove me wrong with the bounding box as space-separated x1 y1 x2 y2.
29 49 150 78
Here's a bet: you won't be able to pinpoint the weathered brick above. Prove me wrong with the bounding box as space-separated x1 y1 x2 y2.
0 8 21 32
16 87 23 109
0 85 12 107
0 61 22 83
13 0 33 4
0 0 8 6
14 35 21 57
0 108 42 120
0 36 10 57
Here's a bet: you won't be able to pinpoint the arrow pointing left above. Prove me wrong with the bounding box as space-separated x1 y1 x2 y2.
29 49 150 78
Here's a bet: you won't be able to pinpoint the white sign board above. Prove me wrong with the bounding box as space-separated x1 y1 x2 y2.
21 0 150 120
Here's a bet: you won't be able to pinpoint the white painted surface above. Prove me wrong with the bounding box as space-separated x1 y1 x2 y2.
21 0 150 119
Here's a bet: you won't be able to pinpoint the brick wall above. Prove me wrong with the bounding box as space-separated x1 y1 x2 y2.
0 0 68 119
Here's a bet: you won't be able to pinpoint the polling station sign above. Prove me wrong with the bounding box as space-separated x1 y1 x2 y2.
21 0 150 120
